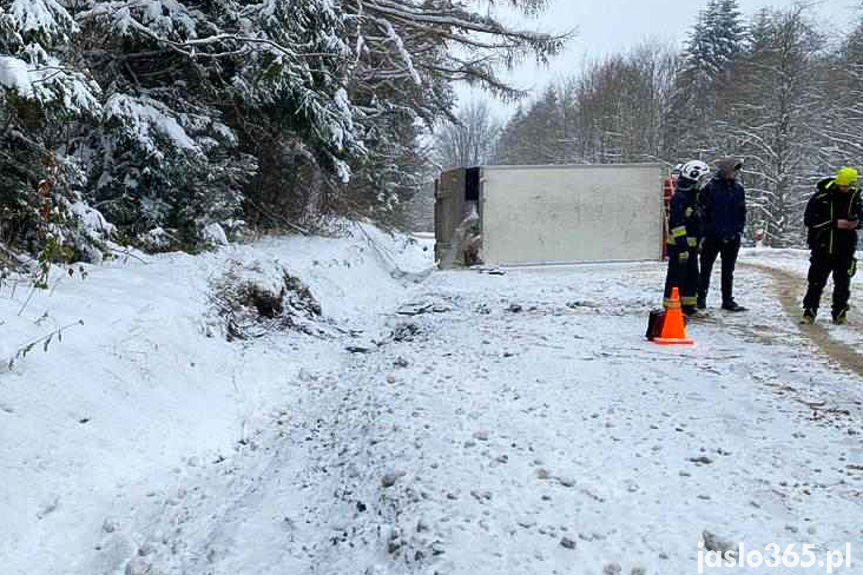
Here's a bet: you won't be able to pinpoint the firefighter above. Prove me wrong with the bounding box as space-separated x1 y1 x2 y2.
801 167 862 325
664 160 711 316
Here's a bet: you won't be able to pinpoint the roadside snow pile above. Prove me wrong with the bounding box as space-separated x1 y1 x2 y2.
207 258 325 341
0 224 432 575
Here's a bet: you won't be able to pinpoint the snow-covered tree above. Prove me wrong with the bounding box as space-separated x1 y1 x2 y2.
2 0 567 253
0 0 101 258
818 16 863 168
728 7 825 247
73 0 357 245
669 0 746 159
685 0 746 79
339 0 567 224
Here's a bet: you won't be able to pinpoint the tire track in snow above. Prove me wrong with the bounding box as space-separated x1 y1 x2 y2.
745 262 863 378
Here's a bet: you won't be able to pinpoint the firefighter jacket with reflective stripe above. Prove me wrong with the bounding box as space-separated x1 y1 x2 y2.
804 177 863 256
667 186 701 250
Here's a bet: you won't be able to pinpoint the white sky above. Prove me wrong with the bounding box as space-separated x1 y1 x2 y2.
460 0 860 118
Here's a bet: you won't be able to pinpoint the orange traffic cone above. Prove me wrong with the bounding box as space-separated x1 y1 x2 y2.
654 287 694 345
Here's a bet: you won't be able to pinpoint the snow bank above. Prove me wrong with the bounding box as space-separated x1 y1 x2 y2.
0 227 432 574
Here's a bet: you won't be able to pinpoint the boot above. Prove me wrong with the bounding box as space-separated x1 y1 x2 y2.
833 307 849 325
800 308 816 325
696 296 707 311
721 300 746 312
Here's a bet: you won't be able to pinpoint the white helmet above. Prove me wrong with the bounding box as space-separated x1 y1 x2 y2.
680 160 711 183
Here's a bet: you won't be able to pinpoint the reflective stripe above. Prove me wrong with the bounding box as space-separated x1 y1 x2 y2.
687 237 698 247
672 226 687 238
663 298 681 310
681 296 697 306
812 220 831 229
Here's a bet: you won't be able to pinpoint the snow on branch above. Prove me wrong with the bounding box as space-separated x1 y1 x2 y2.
7 0 78 44
104 93 201 157
0 54 100 115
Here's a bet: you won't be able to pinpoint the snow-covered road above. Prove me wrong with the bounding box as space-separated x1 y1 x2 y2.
4 241 863 574
128 262 863 575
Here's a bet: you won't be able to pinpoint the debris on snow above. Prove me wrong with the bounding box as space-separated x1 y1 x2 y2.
124 557 157 575
557 475 577 488
208 259 324 341
396 301 450 316
689 456 714 465
472 430 489 441
701 530 737 558
102 517 120 534
137 542 157 557
297 368 317 382
381 471 403 488
390 321 422 342
346 345 372 354
559 536 577 549
36 498 59 520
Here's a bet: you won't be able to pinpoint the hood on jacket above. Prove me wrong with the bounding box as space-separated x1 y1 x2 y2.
816 177 834 193
716 157 743 180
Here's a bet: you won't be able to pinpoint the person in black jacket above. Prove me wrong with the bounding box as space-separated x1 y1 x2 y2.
698 157 747 312
801 167 862 325
664 160 710 316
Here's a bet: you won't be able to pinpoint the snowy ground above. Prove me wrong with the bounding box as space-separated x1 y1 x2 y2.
3 237 863 575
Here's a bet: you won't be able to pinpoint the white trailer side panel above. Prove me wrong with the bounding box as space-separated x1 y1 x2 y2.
481 164 664 265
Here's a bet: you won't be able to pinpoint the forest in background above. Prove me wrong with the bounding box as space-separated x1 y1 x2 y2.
438 1 863 247
0 0 565 266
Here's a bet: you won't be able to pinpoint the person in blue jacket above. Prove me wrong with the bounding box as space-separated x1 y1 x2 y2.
664 160 711 316
698 157 747 312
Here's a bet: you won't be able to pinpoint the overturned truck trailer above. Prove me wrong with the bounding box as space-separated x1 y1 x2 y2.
435 164 667 268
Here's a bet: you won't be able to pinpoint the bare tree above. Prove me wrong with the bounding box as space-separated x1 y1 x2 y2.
496 41 680 167
819 18 863 166
434 100 503 169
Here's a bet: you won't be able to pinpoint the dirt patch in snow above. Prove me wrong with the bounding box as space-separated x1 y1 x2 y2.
747 262 863 378
208 259 326 341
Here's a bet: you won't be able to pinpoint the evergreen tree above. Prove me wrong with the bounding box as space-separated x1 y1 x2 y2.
1 0 566 255
669 0 746 159
0 0 101 258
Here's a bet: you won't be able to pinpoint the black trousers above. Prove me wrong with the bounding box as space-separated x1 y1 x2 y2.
664 245 699 311
802 250 856 315
699 237 740 305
